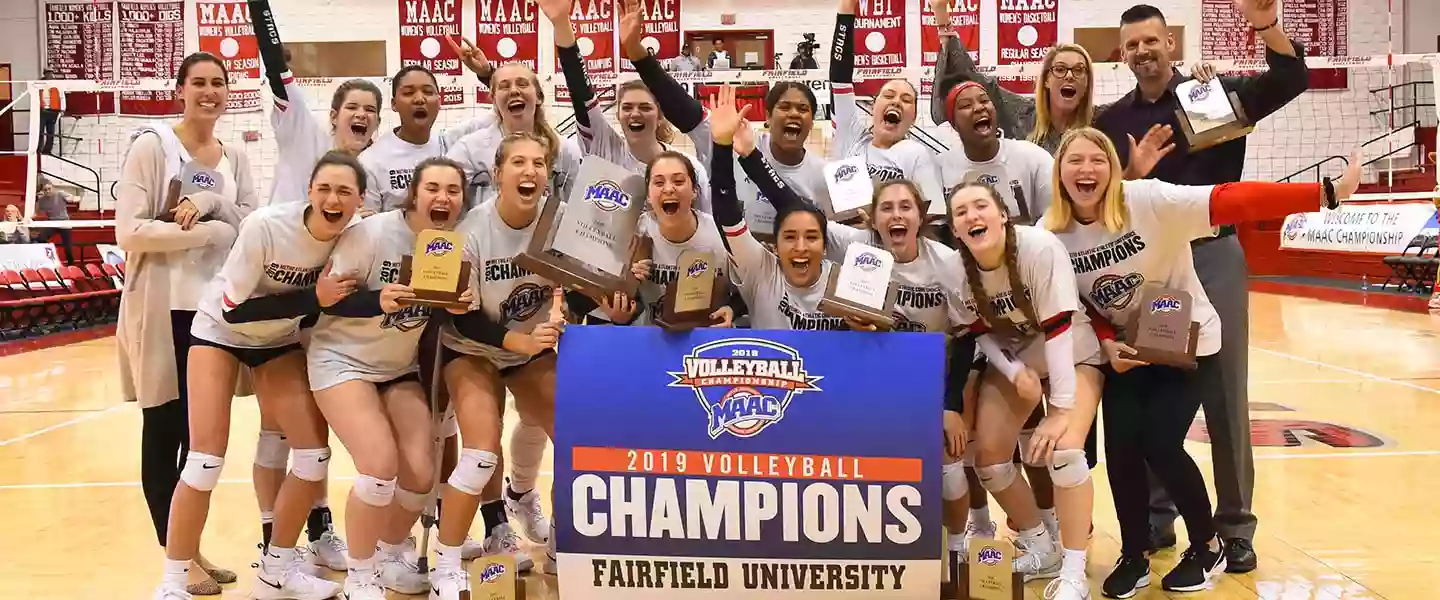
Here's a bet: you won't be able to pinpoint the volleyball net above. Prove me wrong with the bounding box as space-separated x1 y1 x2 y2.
7 52 1438 228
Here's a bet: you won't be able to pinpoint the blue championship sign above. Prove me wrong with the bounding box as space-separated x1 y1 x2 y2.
554 327 946 598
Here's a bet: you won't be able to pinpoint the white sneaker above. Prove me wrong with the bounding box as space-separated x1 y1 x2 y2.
293 545 325 577
539 522 557 575
965 520 997 545
253 560 343 600
428 567 471 600
377 550 429 595
309 531 348 571
1044 575 1091 600
397 536 420 566
504 484 551 544
150 586 191 600
945 532 968 563
483 523 535 572
1013 531 1061 582
341 569 386 600
460 535 487 561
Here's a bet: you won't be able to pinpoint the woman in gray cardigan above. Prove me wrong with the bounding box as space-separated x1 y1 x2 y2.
115 52 256 598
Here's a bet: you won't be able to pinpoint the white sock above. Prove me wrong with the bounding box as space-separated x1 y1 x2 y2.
259 510 275 523
969 506 992 528
162 558 190 588
313 497 329 509
507 423 548 494
263 546 296 572
435 542 463 572
348 556 376 575
1061 548 1087 579
375 540 400 560
1040 507 1059 534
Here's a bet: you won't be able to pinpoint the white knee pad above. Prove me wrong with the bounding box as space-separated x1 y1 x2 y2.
290 447 331 482
353 474 397 507
396 487 432 512
1017 429 1036 461
180 452 225 491
975 462 1017 493
1048 449 1091 489
448 449 498 496
254 430 288 470
941 461 968 501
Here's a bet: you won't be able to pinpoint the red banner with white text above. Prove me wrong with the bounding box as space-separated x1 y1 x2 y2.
44 1 117 116
1201 0 1349 89
555 0 617 104
996 0 1057 94
473 0 541 104
399 0 466 106
853 0 908 97
619 0 681 72
195 1 261 111
117 1 185 116
919 0 980 97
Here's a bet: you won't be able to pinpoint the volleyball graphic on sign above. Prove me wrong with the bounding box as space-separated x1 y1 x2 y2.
667 338 823 440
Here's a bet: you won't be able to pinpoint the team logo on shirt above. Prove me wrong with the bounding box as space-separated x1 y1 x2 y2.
867 164 905 182
1150 295 1183 313
668 338 822 439
977 173 1000 187
584 180 631 212
191 171 217 189
500 282 552 322
854 251 883 272
425 238 455 256
1090 272 1145 310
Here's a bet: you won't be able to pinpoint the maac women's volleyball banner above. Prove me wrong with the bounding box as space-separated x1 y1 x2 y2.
554 0 617 103
398 0 466 106
195 1 261 110
619 0 681 72
919 0 980 97
554 327 945 598
473 0 540 104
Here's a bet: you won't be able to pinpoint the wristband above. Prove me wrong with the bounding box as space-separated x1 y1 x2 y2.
1253 17 1278 32
1322 177 1338 209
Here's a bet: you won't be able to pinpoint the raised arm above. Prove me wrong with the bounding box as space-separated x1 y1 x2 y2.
247 0 289 101
1135 154 1356 240
927 0 1032 136
619 0 706 135
1225 0 1308 123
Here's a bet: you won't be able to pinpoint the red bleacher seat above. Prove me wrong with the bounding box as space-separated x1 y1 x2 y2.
101 263 124 288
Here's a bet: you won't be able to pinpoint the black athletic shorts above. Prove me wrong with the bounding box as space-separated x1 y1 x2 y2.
375 372 421 394
190 336 302 369
439 345 556 377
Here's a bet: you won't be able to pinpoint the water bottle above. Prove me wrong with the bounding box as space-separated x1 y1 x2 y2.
1362 274 1369 292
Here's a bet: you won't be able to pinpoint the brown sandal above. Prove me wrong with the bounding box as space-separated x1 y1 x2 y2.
185 577 223 596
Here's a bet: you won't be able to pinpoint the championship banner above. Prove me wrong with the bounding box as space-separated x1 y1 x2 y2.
619 0 681 73
555 0 617 104
399 0 466 106
44 1 117 116
1280 202 1438 254
196 1 262 111
919 0 980 97
554 327 945 598
0 243 62 271
1200 0 1348 89
995 0 1057 94
851 0 907 97
473 0 540 105
117 1 185 116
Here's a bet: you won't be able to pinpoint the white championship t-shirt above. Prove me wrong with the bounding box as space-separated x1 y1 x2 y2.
192 201 335 348
306 210 432 390
576 95 713 215
447 123 584 209
683 118 831 237
937 139 1055 225
825 223 956 333
721 219 846 331
266 74 332 206
830 82 945 212
634 209 732 324
1049 179 1222 357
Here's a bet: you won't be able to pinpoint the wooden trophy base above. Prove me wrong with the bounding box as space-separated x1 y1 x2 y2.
398 256 472 311
655 275 729 332
1175 91 1254 152
1123 317 1202 370
817 268 898 331
514 238 652 306
939 563 1025 599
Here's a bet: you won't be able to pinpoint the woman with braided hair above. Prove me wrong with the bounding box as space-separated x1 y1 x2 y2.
939 181 1105 596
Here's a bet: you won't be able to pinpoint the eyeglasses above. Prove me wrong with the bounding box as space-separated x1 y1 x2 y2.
1049 65 1089 79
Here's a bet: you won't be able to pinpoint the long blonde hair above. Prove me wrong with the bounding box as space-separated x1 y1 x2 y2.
1030 44 1096 147
491 64 562 167
1045 127 1128 233
950 182 1040 337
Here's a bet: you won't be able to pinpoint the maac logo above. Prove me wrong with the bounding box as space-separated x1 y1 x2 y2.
977 173 1001 186
1091 272 1144 310
478 561 506 583
500 282 550 322
425 238 455 256
977 546 1004 566
854 251 883 271
1283 214 1307 241
1150 295 1182 313
833 163 859 183
1188 83 1210 102
668 338 823 439
584 180 630 212
191 171 217 189
686 259 709 278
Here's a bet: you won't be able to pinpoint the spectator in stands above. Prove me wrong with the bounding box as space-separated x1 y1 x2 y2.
39 70 64 156
707 38 731 68
31 177 75 261
1094 1 1310 575
1 204 29 244
669 44 703 72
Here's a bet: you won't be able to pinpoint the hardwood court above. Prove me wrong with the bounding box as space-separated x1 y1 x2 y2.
0 292 1436 599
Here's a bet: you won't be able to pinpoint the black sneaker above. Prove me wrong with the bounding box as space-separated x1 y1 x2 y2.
1101 554 1151 598
1223 538 1258 573
1147 522 1177 555
1161 538 1227 592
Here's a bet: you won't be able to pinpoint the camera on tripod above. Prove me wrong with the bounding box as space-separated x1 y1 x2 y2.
796 32 819 55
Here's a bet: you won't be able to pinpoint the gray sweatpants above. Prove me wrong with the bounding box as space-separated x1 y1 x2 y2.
1147 234 1258 541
